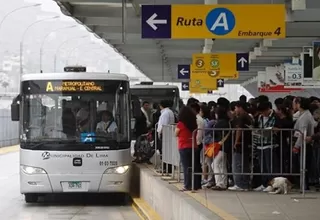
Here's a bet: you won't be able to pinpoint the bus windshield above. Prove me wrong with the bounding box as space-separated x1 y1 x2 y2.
20 80 130 148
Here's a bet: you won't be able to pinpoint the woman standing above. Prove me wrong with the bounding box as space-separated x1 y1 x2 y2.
175 106 199 191
211 107 232 190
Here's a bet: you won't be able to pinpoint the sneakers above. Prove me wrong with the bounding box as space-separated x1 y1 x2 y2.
203 182 215 189
228 185 247 191
201 179 208 185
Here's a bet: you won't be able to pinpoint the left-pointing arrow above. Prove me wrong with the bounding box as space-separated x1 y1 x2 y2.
183 84 188 89
180 68 188 75
146 13 167 31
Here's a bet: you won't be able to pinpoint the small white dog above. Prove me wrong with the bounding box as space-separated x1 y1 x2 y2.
268 177 292 194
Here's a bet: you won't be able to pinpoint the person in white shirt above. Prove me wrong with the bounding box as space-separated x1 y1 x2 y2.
157 100 175 173
96 111 117 133
157 100 175 141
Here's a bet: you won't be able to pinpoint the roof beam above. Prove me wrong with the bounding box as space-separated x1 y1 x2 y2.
73 5 137 17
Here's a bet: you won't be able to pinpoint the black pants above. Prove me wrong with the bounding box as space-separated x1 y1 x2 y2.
179 148 201 190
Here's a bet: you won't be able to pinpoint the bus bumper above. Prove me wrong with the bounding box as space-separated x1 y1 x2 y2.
20 168 131 194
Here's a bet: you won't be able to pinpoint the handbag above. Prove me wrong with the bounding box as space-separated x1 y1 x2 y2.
204 123 231 158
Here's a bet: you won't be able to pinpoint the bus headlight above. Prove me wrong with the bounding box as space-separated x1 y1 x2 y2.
104 165 130 174
21 165 47 174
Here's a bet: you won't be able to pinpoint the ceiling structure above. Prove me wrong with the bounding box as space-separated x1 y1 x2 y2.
54 0 320 85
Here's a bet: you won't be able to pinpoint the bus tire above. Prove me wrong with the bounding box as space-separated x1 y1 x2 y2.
25 194 38 203
122 193 131 204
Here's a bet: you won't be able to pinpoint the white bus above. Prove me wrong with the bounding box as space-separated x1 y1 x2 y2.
130 83 181 112
11 68 135 203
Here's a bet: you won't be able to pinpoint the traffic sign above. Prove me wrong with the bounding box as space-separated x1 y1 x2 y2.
181 82 189 91
236 53 249 71
141 4 286 39
217 79 224 87
177 64 190 79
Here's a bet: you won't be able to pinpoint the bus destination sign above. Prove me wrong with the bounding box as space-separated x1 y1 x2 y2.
45 81 103 92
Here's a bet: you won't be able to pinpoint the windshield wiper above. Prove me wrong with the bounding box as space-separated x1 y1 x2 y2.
25 138 78 149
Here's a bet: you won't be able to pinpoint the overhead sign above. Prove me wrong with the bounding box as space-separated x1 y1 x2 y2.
141 4 286 39
236 53 249 71
177 64 190 79
217 79 224 87
189 79 217 93
181 82 189 91
190 53 242 89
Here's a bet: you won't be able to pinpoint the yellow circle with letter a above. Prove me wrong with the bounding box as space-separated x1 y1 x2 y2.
210 59 219 68
195 59 204 68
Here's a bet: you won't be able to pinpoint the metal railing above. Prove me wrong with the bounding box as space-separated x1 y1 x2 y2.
0 109 19 147
191 127 307 195
159 125 309 196
156 124 181 182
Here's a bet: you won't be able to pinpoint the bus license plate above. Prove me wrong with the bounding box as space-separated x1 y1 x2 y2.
68 181 82 189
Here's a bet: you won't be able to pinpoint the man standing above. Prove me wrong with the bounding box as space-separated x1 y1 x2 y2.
135 101 151 138
228 101 252 191
157 100 175 172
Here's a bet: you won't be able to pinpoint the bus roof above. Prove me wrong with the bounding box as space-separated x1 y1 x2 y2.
21 72 129 82
130 84 179 89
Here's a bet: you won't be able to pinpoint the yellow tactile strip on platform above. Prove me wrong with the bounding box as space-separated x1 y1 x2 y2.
144 164 238 220
132 197 162 220
173 183 238 220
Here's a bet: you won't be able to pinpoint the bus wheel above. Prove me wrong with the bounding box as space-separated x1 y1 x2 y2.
121 193 131 205
25 194 38 203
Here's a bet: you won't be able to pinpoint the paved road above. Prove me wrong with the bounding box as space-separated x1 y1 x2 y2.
0 152 141 220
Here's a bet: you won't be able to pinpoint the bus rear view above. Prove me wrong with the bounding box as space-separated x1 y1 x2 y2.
11 67 132 203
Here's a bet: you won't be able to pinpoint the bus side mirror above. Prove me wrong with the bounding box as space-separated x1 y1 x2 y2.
11 103 20 121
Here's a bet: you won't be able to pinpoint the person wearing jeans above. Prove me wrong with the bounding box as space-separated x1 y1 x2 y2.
228 101 252 191
175 106 200 191
253 101 281 192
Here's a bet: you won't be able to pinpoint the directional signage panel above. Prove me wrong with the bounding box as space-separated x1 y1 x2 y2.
190 78 218 93
141 4 286 39
236 53 249 71
141 5 171 38
181 82 189 91
177 64 190 79
191 53 241 84
217 79 224 87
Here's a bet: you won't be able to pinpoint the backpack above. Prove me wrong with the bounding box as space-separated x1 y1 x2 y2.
134 132 155 162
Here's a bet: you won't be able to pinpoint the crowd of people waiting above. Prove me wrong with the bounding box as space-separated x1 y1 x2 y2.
133 95 320 193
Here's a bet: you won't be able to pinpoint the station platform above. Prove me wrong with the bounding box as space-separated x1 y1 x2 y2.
133 164 320 220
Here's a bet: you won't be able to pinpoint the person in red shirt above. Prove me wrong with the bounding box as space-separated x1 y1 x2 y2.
175 106 201 191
